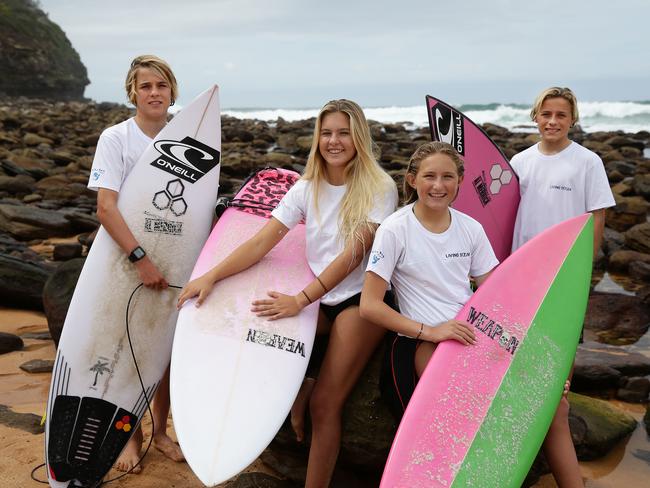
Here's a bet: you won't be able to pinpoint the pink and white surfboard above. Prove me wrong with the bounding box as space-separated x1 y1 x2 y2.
171 168 318 486
381 213 593 487
427 95 520 262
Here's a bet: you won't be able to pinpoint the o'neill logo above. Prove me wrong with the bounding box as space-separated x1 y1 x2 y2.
466 306 520 355
150 137 220 183
432 104 465 156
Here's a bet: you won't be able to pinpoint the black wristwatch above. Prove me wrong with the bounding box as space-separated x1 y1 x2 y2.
128 246 146 263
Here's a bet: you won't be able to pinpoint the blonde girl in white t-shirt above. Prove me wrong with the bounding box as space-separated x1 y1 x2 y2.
177 99 397 488
361 141 498 416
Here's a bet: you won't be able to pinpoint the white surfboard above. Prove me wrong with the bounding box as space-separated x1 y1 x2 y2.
171 168 319 486
45 86 221 488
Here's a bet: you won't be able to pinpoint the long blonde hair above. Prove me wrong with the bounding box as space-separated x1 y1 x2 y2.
303 99 395 249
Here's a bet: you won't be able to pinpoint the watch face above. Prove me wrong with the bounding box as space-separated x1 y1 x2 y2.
129 246 146 262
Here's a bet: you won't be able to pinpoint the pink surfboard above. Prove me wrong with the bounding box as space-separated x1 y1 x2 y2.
170 168 319 486
427 95 520 262
380 214 593 487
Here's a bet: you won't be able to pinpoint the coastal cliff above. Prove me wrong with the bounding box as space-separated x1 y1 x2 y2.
0 0 89 99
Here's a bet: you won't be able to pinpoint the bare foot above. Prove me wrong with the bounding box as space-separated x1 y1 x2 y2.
114 428 143 473
291 377 316 442
153 433 185 462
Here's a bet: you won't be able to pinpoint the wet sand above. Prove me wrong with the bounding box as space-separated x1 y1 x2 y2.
0 307 647 487
0 309 270 487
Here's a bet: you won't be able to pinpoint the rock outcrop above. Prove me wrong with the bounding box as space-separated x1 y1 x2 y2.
0 0 89 99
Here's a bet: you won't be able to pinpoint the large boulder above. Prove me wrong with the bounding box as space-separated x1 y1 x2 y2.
606 195 649 232
0 203 74 240
568 392 637 460
0 0 89 99
262 343 395 485
608 250 650 273
574 341 650 391
42 257 84 346
583 292 650 344
0 253 50 309
625 222 650 254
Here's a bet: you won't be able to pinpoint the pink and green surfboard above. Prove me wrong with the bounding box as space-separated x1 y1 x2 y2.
380 213 593 488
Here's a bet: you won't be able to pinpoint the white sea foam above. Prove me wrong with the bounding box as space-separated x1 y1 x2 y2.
221 101 650 134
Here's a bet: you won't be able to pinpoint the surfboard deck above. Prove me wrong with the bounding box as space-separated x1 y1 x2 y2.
426 95 520 262
171 167 319 487
380 213 593 488
45 86 221 488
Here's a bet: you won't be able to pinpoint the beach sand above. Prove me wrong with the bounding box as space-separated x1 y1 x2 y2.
0 308 272 487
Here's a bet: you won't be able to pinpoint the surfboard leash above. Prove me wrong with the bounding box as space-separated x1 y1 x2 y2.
31 282 184 487
215 196 277 218
99 282 184 486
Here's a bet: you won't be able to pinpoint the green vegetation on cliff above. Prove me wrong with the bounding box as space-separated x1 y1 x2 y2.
0 0 89 99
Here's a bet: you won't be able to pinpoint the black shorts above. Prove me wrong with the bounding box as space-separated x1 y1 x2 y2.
320 293 362 323
319 290 397 323
308 291 398 377
379 333 422 421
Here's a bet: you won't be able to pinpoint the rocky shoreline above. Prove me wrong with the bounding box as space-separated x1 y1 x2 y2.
1 97 649 486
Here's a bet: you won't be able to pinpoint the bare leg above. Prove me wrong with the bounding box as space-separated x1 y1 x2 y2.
414 342 436 378
305 307 385 488
542 367 583 488
114 425 143 473
291 310 331 442
291 377 316 442
152 366 185 462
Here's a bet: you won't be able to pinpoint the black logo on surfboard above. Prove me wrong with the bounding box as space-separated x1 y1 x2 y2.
431 103 465 156
150 137 220 183
466 306 520 355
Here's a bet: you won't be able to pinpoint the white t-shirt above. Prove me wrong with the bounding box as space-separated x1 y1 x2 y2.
367 204 498 333
271 178 398 305
511 141 615 251
87 118 152 192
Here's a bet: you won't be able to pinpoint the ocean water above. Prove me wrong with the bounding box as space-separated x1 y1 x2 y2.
221 101 650 134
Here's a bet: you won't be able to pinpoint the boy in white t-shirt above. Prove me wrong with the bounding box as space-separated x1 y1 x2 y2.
511 87 615 488
87 55 184 473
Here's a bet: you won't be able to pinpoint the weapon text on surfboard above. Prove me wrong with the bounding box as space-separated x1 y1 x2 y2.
246 328 306 357
466 306 520 355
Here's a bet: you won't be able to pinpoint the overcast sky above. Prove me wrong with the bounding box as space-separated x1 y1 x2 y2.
38 0 650 108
